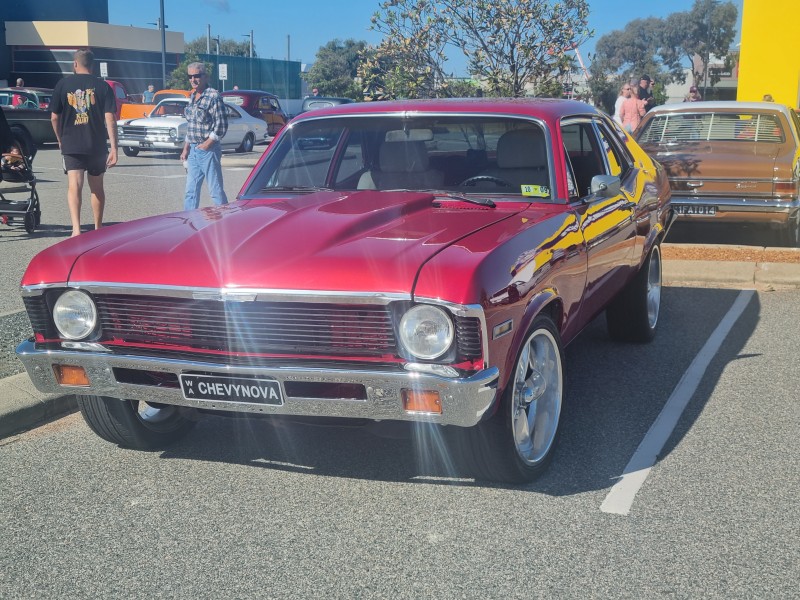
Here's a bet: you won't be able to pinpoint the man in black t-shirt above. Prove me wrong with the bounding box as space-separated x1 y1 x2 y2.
50 49 118 237
638 74 656 112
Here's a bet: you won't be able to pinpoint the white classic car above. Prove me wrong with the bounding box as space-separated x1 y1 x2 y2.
116 97 267 157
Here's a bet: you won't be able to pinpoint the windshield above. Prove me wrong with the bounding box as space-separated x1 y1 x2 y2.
150 101 188 118
638 111 786 144
242 115 553 200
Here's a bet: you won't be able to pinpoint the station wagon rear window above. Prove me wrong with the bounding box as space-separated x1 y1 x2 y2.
243 115 553 200
638 112 785 144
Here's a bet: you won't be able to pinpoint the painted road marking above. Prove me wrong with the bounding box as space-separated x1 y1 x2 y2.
600 289 755 516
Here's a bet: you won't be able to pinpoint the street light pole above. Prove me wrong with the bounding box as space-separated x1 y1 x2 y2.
159 0 166 88
242 30 253 88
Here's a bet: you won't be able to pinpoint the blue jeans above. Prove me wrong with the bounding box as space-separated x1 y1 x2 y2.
183 143 228 211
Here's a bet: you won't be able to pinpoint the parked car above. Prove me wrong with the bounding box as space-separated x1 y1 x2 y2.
16 99 673 483
1 105 56 156
636 101 800 246
221 90 287 138
116 97 267 157
118 89 192 120
300 96 354 114
0 87 52 110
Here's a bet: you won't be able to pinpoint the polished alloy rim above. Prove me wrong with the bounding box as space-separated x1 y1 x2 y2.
647 245 662 329
135 401 182 431
511 327 562 465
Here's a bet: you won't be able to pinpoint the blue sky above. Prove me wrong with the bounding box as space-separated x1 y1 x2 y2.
109 0 744 74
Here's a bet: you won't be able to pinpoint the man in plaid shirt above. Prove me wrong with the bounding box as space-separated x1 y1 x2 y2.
180 62 228 210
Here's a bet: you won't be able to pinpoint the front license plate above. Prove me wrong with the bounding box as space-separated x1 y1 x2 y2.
139 142 153 148
676 205 717 216
179 374 283 405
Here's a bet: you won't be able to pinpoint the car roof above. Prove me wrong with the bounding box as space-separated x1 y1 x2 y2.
647 100 794 118
0 87 53 94
293 97 599 120
221 90 278 97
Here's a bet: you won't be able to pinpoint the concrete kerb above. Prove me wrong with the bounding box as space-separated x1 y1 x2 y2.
2 252 800 439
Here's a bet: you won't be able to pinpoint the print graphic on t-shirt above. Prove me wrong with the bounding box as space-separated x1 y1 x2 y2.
67 88 96 125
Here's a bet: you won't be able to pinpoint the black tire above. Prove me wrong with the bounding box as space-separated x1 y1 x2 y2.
76 395 196 449
780 213 800 247
606 243 662 343
23 211 35 233
450 315 565 483
122 147 140 157
237 133 254 153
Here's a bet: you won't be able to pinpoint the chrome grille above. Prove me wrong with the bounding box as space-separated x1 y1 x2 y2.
94 295 397 357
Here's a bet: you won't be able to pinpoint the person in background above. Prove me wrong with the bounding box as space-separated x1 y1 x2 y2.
233 85 239 90
619 85 645 133
142 84 155 103
15 78 24 87
638 75 655 112
312 87 320 97
613 83 631 124
684 85 702 102
50 49 118 237
762 94 774 102
180 62 228 211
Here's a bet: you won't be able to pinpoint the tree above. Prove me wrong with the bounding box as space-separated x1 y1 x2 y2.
663 0 738 89
360 0 591 100
185 36 256 58
303 39 366 99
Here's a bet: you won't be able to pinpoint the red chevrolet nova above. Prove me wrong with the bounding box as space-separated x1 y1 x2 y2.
17 98 673 483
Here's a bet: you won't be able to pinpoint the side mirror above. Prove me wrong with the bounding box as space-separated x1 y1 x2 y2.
590 174 621 197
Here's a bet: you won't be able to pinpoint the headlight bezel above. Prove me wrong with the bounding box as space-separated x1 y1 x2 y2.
52 290 98 341
398 304 455 361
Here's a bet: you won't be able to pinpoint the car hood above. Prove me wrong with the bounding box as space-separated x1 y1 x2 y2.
118 116 185 127
28 191 523 294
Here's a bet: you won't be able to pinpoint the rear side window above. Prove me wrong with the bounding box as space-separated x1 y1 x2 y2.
638 112 785 143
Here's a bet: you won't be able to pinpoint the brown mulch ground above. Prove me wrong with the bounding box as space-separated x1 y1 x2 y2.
662 244 800 263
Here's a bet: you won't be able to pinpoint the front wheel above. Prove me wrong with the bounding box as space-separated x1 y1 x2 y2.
76 395 196 449
450 315 565 483
122 147 140 157
237 133 254 153
606 243 662 343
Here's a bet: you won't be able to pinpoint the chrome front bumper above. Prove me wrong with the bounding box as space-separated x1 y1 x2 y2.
118 139 182 150
16 340 499 428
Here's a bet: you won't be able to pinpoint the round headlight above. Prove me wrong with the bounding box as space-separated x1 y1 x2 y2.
53 290 97 340
169 128 178 138
399 305 454 360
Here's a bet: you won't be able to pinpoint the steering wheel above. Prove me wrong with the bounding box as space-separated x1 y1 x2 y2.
459 175 511 187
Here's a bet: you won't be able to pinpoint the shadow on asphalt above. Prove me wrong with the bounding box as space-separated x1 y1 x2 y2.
0 221 126 242
153 287 759 494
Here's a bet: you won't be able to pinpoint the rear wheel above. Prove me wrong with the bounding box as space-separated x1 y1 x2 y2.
237 133 254 153
451 315 564 483
76 395 196 449
606 243 662 343
122 147 140 157
23 211 35 233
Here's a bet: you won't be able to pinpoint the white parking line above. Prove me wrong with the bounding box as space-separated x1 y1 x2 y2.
600 289 755 516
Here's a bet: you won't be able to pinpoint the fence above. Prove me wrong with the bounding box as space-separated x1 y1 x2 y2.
198 54 302 97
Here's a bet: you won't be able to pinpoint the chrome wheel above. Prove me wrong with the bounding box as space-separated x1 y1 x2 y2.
135 401 185 432
511 326 563 465
646 244 662 329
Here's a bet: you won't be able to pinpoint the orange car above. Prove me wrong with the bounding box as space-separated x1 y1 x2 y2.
119 89 191 120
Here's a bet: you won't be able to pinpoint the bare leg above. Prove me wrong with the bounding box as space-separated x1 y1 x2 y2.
67 170 86 236
87 173 106 230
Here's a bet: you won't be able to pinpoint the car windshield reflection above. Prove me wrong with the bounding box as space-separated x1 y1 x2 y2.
243 115 553 200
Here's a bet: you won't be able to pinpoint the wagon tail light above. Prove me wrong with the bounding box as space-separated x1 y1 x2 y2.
773 178 799 197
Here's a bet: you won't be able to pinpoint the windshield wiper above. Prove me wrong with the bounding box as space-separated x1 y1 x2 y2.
261 186 334 193
429 192 496 208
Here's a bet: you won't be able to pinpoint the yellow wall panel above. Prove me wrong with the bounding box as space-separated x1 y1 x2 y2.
737 0 800 107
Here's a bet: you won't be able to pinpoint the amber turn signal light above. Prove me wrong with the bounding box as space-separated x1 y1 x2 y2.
53 365 90 386
402 389 442 414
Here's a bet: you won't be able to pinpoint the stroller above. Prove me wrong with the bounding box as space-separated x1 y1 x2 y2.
0 150 40 233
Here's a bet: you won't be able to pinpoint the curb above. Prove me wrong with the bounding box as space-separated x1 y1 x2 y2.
0 372 76 439
3 253 800 438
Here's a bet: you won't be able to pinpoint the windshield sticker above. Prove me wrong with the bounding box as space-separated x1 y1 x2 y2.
521 185 549 198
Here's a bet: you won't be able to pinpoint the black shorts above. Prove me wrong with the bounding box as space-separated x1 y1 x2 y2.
62 153 108 176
